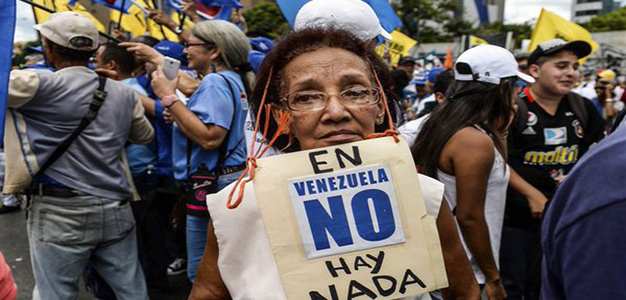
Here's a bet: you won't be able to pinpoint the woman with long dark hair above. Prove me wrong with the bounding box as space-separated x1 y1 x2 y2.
412 45 534 300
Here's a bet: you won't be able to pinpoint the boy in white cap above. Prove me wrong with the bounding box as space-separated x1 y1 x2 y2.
5 12 153 299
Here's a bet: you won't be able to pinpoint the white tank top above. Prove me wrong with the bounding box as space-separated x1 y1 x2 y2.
206 174 446 299
436 128 510 284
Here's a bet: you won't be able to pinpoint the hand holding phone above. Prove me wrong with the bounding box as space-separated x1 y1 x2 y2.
162 57 181 80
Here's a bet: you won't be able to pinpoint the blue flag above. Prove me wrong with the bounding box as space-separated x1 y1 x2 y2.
165 0 241 21
276 0 400 34
0 0 15 145
92 0 134 14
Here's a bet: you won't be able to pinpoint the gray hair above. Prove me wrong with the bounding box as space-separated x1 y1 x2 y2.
191 20 255 94
192 20 250 70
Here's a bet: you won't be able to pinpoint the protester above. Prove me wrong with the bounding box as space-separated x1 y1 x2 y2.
146 20 253 283
5 12 153 299
571 70 596 99
391 56 416 99
398 69 453 145
592 77 624 121
542 125 626 299
412 44 534 300
501 38 606 299
189 27 479 300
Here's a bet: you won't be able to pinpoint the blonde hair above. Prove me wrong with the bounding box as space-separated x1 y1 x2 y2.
192 20 255 94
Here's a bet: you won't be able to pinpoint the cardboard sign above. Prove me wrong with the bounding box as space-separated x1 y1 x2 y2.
254 137 448 299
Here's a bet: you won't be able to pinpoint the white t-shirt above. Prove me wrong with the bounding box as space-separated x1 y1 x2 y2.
399 114 431 146
206 174 445 300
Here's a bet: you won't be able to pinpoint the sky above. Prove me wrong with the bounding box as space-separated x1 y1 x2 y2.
13 0 575 43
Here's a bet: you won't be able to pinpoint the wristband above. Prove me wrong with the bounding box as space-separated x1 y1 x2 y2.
173 26 184 35
161 94 180 108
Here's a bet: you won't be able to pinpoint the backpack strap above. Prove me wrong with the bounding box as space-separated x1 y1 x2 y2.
34 76 107 178
512 94 529 137
566 92 589 130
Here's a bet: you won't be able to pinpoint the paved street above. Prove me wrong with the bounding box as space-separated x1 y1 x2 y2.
0 205 191 299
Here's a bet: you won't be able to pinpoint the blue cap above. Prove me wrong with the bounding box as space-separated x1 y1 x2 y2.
427 67 445 84
248 50 265 74
154 41 188 66
410 74 427 85
250 37 274 54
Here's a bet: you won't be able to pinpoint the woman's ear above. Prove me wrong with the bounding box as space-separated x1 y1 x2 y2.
209 47 221 61
375 97 385 125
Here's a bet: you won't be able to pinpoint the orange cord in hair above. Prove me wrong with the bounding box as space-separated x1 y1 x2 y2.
226 65 399 209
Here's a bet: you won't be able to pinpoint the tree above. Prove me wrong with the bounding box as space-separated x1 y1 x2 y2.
392 0 461 43
244 1 290 39
582 6 626 32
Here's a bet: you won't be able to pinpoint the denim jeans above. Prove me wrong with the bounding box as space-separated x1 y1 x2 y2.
186 170 243 283
27 195 148 300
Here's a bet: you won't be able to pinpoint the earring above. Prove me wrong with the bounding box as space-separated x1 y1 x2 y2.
376 114 385 125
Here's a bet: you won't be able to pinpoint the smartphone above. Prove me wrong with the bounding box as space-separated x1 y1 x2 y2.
162 57 181 80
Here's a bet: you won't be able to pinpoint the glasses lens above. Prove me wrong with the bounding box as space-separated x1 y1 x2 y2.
288 91 326 111
341 88 379 106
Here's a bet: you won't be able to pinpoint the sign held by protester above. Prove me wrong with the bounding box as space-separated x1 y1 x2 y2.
254 137 448 299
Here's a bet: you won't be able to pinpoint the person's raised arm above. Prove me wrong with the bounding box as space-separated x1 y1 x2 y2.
444 127 506 300
150 66 227 150
436 200 481 299
189 222 231 300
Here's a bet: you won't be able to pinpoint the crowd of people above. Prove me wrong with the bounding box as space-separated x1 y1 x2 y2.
1 0 625 299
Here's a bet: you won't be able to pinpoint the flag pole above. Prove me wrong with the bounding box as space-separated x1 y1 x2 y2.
148 0 169 40
117 0 128 30
20 0 122 43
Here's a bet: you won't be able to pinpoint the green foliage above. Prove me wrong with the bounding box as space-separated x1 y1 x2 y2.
582 6 626 32
392 0 460 43
244 1 290 39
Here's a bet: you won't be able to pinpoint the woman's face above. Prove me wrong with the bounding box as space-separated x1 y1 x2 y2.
183 34 215 74
280 47 383 151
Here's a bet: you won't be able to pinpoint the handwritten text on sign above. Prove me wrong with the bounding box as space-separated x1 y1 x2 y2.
288 161 405 260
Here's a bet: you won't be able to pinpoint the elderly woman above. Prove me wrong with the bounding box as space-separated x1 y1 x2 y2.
190 28 480 299
132 20 255 282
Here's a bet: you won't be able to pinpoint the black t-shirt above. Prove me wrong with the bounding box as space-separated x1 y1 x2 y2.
505 88 605 230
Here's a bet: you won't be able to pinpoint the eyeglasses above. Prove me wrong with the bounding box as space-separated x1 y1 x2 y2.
280 87 381 111
184 42 206 48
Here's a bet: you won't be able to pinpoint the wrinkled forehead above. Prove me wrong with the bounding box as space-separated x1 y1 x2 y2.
280 47 374 91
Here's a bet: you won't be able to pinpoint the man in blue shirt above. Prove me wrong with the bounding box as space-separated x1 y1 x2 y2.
542 125 626 299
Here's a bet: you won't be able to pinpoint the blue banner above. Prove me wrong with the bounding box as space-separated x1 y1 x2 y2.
0 0 15 146
276 0 400 34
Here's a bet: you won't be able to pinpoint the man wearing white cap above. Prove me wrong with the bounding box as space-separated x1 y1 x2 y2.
5 12 152 299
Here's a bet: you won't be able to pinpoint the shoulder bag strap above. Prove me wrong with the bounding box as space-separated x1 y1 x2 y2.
215 73 245 168
34 76 108 178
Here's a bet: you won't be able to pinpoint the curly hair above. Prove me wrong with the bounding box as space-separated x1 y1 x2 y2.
250 27 396 152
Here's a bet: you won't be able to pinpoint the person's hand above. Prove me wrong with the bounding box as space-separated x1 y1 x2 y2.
112 29 128 41
484 278 507 300
119 42 164 66
231 9 245 25
526 190 548 219
95 68 118 80
163 108 174 124
151 65 179 99
148 8 177 29
181 0 198 18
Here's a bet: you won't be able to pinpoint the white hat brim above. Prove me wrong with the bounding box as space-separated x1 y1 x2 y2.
379 27 393 40
517 71 535 83
33 24 42 31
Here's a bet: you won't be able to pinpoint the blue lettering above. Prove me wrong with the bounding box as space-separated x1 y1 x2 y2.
338 175 347 190
358 172 368 186
328 177 338 191
315 179 328 194
378 168 389 183
304 196 354 251
351 189 395 242
367 170 377 184
347 174 358 188
293 182 306 197
306 180 317 195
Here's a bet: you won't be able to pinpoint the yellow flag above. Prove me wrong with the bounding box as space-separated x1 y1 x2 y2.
528 9 598 62
469 35 489 47
32 0 106 33
375 30 418 67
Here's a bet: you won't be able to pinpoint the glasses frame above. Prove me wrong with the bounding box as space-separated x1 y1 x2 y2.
184 42 207 48
280 87 382 112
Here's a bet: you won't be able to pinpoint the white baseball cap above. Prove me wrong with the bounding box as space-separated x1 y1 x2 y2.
34 12 99 51
294 0 393 42
454 45 535 84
